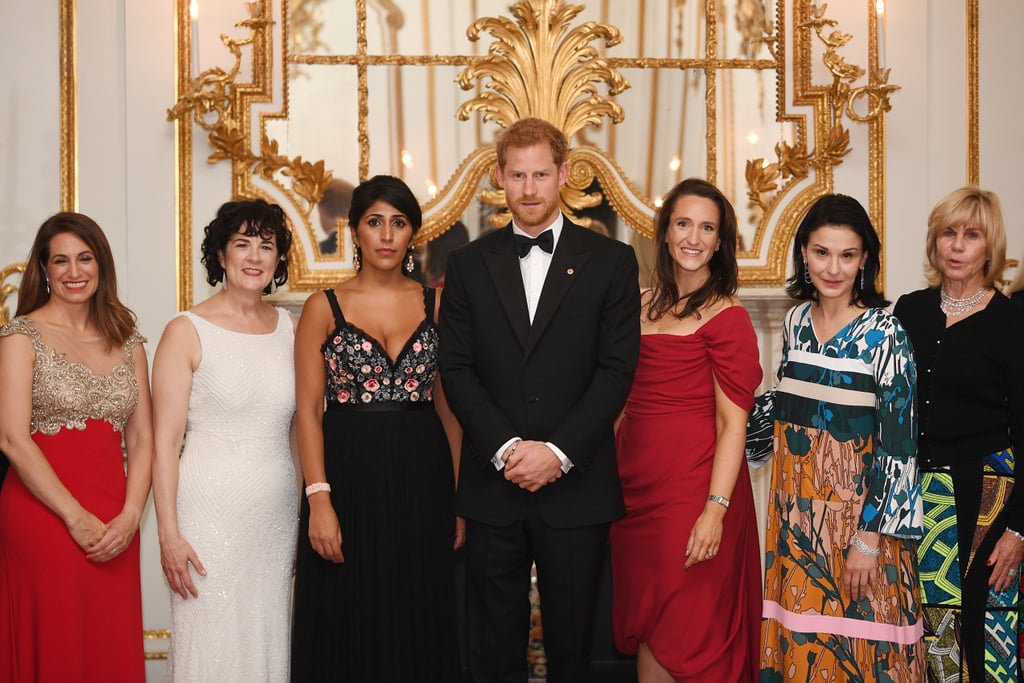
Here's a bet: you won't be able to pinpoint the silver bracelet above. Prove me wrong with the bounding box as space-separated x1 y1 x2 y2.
849 532 880 558
1006 528 1024 543
707 494 730 509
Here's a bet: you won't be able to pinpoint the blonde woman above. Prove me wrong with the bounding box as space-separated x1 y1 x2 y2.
893 186 1024 681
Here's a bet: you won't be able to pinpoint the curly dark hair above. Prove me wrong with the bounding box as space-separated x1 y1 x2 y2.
785 193 888 307
647 178 739 321
200 199 292 294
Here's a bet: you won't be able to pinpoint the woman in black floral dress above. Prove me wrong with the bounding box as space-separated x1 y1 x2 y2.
291 175 463 681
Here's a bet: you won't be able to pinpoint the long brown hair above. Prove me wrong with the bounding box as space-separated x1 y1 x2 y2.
17 212 137 349
647 178 739 321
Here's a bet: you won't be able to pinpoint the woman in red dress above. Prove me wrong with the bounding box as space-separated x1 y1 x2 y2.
0 212 153 682
610 178 762 682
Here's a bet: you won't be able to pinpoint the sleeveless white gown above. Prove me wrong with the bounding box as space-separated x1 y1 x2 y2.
166 309 298 683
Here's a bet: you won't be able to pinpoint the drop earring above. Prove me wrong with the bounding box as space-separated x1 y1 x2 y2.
860 267 866 290
405 246 415 274
353 246 361 271
45 278 50 295
803 263 811 284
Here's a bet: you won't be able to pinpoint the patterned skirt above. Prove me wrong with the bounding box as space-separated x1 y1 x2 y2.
919 448 1021 682
759 426 926 682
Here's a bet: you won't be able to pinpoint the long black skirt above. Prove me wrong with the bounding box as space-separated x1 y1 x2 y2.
291 402 459 682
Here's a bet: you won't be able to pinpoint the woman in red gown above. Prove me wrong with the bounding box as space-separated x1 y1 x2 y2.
0 212 153 682
610 178 762 682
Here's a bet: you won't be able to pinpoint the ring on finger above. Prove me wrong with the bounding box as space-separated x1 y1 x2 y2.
1010 568 1019 577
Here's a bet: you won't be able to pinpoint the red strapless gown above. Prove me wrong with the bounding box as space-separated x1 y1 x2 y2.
610 306 762 681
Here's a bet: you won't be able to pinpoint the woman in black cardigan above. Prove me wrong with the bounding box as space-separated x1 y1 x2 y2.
894 185 1024 682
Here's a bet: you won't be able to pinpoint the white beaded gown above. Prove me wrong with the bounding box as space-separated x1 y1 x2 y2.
166 309 298 683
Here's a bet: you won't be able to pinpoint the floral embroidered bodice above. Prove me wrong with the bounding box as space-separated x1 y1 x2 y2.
321 288 439 405
0 316 143 434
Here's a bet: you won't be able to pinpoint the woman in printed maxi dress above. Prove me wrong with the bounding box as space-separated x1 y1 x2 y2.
760 194 926 681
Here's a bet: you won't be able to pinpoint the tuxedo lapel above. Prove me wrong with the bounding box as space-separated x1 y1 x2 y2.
525 222 591 357
482 228 531 349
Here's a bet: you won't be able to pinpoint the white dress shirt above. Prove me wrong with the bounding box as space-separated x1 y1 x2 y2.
513 216 562 322
491 215 573 474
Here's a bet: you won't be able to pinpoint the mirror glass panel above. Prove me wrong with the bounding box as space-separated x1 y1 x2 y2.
277 0 779 257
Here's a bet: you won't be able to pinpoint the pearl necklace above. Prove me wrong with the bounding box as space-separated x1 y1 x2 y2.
939 287 987 317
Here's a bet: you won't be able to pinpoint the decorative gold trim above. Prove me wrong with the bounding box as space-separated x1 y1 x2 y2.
568 147 657 239
356 0 370 180
59 0 77 212
143 628 170 661
167 5 329 211
173 0 194 311
454 0 630 229
170 1 336 304
966 0 979 185
869 0 887 290
173 1 893 289
0 263 26 327
741 1 898 286
705 0 718 184
456 2 628 136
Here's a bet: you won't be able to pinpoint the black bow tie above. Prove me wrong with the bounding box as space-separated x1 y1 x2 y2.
513 230 554 258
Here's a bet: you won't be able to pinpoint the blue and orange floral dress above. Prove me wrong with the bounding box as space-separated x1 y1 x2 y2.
760 303 926 682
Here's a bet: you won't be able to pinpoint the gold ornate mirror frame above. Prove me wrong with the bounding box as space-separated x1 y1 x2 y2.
168 0 898 305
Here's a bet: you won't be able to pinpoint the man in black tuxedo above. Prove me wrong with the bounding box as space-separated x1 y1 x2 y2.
439 117 640 683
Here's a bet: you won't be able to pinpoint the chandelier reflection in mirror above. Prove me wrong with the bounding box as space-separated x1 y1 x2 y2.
168 0 897 300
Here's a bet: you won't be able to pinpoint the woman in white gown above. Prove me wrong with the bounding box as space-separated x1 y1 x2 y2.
152 199 299 682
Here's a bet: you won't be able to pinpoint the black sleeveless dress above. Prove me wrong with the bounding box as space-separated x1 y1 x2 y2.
291 288 459 682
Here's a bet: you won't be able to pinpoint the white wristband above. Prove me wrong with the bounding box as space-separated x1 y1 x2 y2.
305 482 331 498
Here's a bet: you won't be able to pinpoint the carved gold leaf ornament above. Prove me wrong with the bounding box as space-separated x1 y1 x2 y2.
170 0 899 294
457 0 629 136
167 1 332 215
456 0 635 228
820 123 851 166
0 263 26 327
745 136 814 222
775 139 811 180
746 159 781 212
743 1 897 246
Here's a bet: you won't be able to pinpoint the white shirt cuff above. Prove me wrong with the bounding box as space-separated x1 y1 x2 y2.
492 437 520 470
546 442 573 473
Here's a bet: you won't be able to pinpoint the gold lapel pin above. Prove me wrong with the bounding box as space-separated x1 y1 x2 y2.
566 268 574 275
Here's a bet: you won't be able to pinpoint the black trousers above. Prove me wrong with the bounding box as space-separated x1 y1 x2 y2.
464 506 610 683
